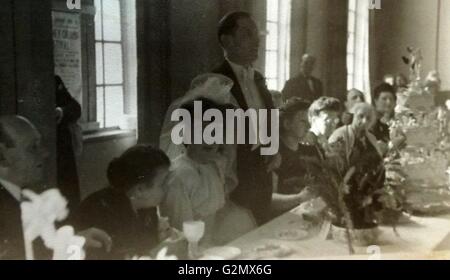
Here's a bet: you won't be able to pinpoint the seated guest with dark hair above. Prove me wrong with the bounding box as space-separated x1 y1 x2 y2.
276 98 312 195
302 96 342 160
341 89 365 126
372 83 396 143
271 98 315 214
371 83 406 154
0 115 111 260
73 145 171 259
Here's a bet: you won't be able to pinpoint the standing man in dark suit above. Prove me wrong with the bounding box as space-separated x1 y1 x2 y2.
211 12 306 225
0 115 111 259
212 12 276 225
282 54 323 103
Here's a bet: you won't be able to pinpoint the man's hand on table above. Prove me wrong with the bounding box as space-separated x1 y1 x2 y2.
77 228 112 253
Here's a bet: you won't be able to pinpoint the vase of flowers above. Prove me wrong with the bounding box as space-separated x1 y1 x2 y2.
303 138 386 252
375 151 411 230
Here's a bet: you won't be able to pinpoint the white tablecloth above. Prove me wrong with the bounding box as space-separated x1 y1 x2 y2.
227 208 450 260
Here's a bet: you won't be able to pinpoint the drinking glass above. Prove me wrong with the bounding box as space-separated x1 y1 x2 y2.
183 220 205 259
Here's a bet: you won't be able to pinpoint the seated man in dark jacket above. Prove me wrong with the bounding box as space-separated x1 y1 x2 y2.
0 115 111 259
72 145 171 259
282 54 323 103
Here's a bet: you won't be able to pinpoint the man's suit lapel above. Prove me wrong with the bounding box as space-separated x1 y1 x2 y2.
215 61 275 110
215 61 249 110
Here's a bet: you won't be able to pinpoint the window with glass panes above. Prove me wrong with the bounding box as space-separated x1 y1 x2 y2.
95 0 124 128
264 0 291 91
347 0 370 97
347 0 356 89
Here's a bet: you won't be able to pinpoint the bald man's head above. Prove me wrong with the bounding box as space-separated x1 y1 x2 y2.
350 102 376 133
345 89 366 112
0 115 47 188
300 54 316 77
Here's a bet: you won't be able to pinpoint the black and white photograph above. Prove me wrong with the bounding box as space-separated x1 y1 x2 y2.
1 0 450 264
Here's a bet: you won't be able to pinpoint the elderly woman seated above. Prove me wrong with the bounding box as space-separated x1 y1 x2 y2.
340 89 365 126
328 102 385 228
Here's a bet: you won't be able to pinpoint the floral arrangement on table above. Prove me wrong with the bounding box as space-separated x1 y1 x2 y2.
303 139 387 254
376 153 411 231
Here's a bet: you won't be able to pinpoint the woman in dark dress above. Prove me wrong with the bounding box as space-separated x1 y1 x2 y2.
73 145 170 259
271 98 315 215
371 83 406 154
276 98 311 194
302 96 342 160
371 83 395 144
55 76 82 211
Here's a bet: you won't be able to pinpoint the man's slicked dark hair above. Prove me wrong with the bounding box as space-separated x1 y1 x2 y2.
217 11 252 46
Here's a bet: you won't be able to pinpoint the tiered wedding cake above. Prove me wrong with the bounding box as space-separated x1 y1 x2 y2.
394 88 448 188
392 49 449 189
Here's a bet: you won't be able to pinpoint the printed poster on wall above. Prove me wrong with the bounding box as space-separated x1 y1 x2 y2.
52 11 83 105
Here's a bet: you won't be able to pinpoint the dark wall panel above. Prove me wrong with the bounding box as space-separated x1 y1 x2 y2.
11 0 57 187
0 0 17 115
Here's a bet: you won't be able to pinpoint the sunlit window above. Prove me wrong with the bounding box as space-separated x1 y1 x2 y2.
347 0 371 100
265 0 291 91
94 0 136 129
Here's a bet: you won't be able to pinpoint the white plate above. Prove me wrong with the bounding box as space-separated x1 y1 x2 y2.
202 246 242 260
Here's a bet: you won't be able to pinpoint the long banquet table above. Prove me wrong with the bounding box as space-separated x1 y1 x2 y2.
227 207 450 260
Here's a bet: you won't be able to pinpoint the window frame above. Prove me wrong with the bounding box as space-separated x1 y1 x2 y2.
94 0 126 129
347 1 357 90
264 0 292 92
346 0 370 98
